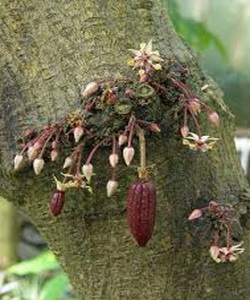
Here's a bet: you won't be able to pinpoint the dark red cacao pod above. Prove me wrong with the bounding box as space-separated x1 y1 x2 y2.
127 180 156 247
50 190 65 216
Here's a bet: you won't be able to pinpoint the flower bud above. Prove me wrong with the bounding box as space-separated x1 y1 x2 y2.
63 157 73 169
109 153 119 168
82 82 99 98
118 134 128 146
209 245 220 262
33 141 42 150
125 88 135 99
209 111 220 127
73 126 84 143
24 129 35 138
51 141 57 149
51 149 59 161
123 147 135 166
188 209 202 221
139 73 148 83
148 123 161 133
14 154 24 170
27 146 39 161
33 158 45 175
188 98 201 115
181 126 189 138
107 180 118 197
82 163 93 182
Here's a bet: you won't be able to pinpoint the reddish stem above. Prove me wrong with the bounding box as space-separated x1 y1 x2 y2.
188 108 202 137
86 139 106 164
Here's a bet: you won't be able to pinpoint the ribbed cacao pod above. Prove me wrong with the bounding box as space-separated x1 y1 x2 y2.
127 180 156 247
50 190 65 216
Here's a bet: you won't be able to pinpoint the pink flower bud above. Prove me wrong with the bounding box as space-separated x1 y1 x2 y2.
24 129 35 138
109 153 119 168
123 147 135 166
148 123 161 133
188 98 201 115
118 134 128 146
181 126 189 138
139 73 148 83
188 209 202 221
63 157 73 169
209 245 220 262
209 112 220 127
82 163 93 182
14 154 24 170
51 141 57 149
51 149 59 161
82 82 99 97
33 158 45 175
27 146 39 161
33 141 42 150
125 88 135 98
107 180 118 197
73 126 84 143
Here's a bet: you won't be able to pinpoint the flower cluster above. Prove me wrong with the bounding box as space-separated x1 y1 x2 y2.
188 201 244 263
14 40 221 228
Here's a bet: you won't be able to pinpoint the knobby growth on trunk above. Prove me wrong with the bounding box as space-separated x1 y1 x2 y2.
1 0 250 299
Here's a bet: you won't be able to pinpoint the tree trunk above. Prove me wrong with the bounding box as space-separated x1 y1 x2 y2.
1 1 250 299
0 197 18 269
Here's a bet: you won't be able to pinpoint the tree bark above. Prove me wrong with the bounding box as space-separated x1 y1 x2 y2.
1 0 250 299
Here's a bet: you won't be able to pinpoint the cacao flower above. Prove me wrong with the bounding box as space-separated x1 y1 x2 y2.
33 158 45 175
82 163 93 182
63 157 73 169
50 190 65 216
82 82 99 97
107 180 118 197
109 153 119 168
73 126 84 143
14 154 24 170
123 146 135 166
118 134 128 146
127 180 156 247
180 126 189 138
188 98 201 115
209 111 220 127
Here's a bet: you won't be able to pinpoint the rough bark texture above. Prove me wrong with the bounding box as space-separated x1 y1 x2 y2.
1 0 250 299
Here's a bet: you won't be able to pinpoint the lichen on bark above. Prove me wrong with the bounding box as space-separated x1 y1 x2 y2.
1 0 250 299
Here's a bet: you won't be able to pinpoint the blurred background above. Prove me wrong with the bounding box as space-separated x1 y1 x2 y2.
1 1 250 299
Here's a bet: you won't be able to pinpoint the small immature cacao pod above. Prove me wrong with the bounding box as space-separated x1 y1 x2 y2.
127 180 156 247
50 190 65 216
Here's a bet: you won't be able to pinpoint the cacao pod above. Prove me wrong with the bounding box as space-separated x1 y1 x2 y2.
50 190 65 216
127 180 156 247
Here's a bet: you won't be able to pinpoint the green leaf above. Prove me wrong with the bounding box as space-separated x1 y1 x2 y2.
168 0 227 57
39 273 69 300
7 252 59 275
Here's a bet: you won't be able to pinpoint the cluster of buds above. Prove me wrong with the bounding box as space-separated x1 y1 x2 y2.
188 201 244 263
14 40 225 257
